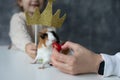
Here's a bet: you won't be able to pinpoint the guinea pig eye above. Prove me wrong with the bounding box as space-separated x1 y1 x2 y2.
40 33 48 39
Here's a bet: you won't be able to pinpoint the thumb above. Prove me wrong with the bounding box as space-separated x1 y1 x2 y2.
62 41 83 56
61 41 78 51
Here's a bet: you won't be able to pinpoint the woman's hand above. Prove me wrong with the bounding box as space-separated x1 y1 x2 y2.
51 41 103 75
25 43 37 59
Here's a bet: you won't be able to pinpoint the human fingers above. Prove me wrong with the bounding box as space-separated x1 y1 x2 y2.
28 50 37 59
61 41 82 56
52 48 76 65
29 53 36 59
31 43 37 50
26 43 37 51
61 41 79 51
51 55 71 72
51 55 78 75
30 49 37 54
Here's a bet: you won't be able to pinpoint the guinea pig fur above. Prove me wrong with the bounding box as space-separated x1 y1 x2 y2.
32 29 60 69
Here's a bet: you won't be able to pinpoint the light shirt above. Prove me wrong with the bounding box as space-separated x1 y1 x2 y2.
9 12 55 52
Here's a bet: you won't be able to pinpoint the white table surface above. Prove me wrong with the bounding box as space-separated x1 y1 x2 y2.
0 46 119 80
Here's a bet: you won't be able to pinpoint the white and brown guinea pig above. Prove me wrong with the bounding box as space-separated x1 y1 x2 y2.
33 28 60 69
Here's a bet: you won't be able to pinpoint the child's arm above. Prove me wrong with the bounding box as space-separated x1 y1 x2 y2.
9 13 32 52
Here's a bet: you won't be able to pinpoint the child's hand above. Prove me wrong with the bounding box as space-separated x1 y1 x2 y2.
25 43 37 59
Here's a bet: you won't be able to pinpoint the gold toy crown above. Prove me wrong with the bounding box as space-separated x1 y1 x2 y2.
25 0 66 28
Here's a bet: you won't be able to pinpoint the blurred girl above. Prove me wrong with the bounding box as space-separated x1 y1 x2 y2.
9 0 55 59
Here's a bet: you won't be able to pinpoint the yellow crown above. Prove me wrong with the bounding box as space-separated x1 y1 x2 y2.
25 0 66 28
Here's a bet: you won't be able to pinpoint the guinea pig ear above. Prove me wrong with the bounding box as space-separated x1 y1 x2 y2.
50 31 60 43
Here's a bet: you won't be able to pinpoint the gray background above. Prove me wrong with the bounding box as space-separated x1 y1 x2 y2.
0 0 120 54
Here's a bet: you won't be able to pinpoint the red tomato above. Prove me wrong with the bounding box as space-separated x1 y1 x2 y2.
52 42 62 52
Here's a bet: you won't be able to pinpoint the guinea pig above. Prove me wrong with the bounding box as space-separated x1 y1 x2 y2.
32 28 60 69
